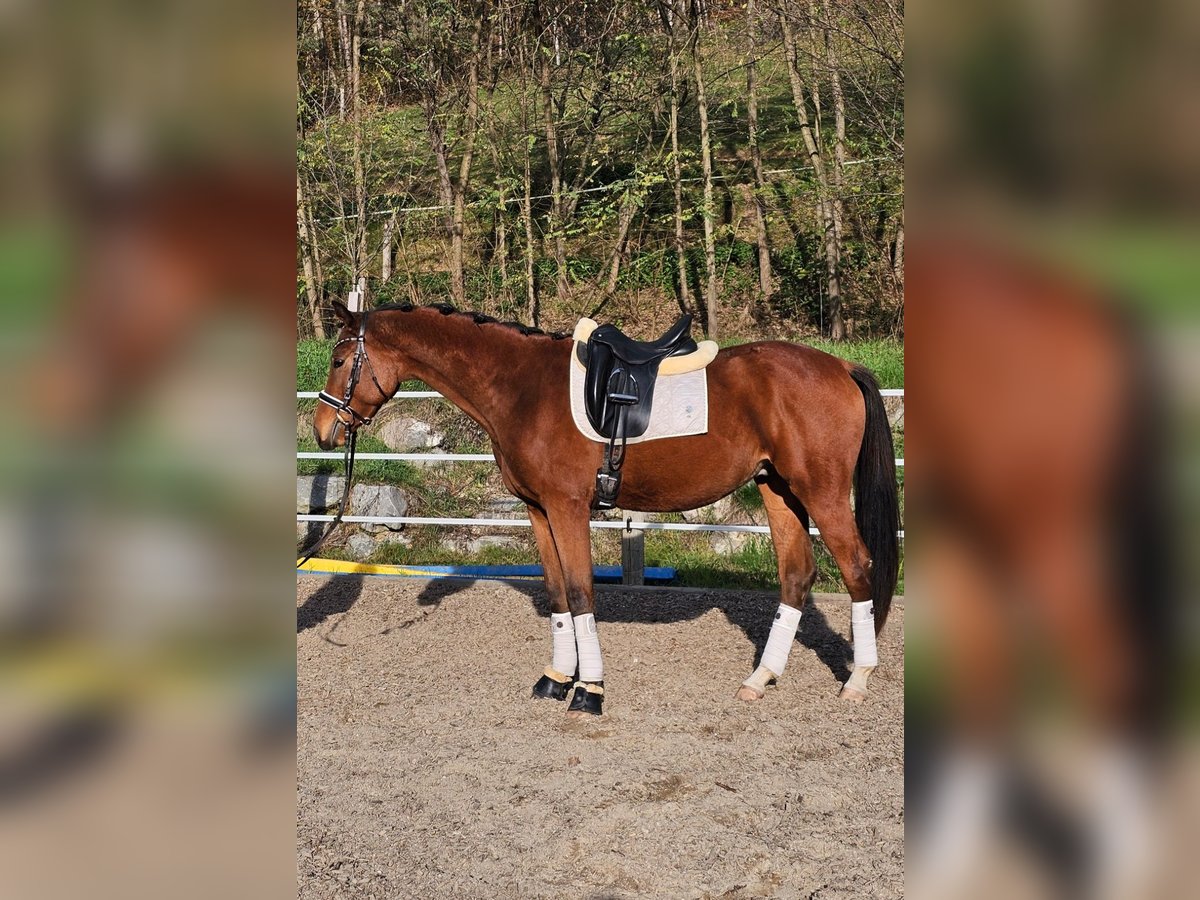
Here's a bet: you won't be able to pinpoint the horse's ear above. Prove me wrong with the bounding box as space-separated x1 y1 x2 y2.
331 300 358 329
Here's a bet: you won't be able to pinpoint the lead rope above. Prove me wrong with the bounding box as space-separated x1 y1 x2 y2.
297 311 375 570
297 428 358 568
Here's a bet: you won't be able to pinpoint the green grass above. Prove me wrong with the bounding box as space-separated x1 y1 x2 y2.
297 339 334 392
806 338 904 389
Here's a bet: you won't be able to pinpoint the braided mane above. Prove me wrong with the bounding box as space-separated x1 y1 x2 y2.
374 302 570 341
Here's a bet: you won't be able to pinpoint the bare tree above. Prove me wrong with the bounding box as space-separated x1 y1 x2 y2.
422 3 487 305
691 10 719 338
297 174 327 339
822 0 848 338
538 21 569 299
779 3 841 338
747 0 773 309
661 0 691 314
380 210 396 284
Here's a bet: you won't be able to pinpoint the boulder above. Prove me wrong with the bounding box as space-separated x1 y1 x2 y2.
349 484 409 533
708 531 754 555
297 474 347 513
376 416 444 453
346 532 377 559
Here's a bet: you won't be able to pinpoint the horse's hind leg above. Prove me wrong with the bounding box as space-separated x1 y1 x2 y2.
804 490 878 701
736 472 818 702
528 505 577 701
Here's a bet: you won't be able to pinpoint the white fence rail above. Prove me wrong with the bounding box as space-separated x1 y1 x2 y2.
297 386 906 575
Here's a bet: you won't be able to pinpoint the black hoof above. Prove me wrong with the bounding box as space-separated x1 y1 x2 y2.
567 682 604 716
532 673 574 701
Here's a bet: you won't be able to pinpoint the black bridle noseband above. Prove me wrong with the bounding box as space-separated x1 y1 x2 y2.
298 310 390 568
316 310 389 429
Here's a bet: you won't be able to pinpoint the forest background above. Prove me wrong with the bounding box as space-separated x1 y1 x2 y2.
296 0 904 342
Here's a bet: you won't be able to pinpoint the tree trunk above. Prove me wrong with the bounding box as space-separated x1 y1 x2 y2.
518 32 538 325
494 205 508 304
297 176 326 339
522 148 537 325
449 14 484 306
746 0 772 309
349 0 368 303
601 189 639 302
692 24 719 339
381 211 396 284
781 9 839 338
539 53 568 298
427 106 457 294
667 0 690 314
822 0 847 339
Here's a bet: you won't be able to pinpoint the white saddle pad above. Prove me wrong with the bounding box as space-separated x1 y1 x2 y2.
569 347 709 444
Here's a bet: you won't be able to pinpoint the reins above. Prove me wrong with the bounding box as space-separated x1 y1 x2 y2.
297 310 388 569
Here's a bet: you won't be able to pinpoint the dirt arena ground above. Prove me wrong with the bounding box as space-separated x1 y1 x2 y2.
297 575 904 899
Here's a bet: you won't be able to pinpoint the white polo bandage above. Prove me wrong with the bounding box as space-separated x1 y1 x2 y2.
573 613 604 681
760 604 803 677
852 600 878 668
550 612 577 677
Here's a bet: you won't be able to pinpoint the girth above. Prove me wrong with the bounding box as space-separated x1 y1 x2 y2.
580 313 697 509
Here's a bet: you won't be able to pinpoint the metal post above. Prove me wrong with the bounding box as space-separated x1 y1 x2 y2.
621 512 645 586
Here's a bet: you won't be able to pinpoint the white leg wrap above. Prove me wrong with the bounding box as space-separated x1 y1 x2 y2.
573 613 604 681
852 600 878 668
741 665 775 696
550 612 576 677
760 604 803 677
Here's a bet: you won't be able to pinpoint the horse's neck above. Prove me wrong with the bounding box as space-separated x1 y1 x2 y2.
387 314 549 441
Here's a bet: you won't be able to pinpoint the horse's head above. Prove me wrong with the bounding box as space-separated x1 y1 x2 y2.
312 301 395 450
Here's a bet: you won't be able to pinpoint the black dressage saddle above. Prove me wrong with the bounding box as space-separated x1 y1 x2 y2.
578 313 698 508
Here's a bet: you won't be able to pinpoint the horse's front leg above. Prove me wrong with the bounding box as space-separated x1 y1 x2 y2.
544 502 605 718
527 504 576 701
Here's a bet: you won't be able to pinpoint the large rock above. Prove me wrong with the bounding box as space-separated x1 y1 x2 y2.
709 531 754 555
345 531 412 560
376 416 444 453
349 484 409 533
296 476 407 533
346 532 377 559
297 474 346 513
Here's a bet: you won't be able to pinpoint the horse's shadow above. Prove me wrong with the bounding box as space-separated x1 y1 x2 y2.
297 573 457 636
297 573 365 633
413 577 852 683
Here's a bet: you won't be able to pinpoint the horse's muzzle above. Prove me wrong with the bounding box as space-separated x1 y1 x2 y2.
314 418 346 451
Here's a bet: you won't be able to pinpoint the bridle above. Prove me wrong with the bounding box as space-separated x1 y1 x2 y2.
297 310 391 568
316 310 389 429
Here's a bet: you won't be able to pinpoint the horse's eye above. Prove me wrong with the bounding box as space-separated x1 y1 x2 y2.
333 357 345 368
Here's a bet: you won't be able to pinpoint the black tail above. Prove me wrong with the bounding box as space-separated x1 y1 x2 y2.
849 365 900 633
1110 317 1169 739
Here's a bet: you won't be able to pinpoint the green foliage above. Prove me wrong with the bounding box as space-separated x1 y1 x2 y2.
806 338 904 389
297 339 334 392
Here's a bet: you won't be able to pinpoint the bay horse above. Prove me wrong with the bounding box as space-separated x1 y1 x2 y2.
312 301 900 717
